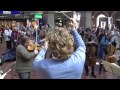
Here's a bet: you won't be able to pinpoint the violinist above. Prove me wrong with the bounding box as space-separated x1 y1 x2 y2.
84 28 97 78
15 35 38 79
99 31 112 74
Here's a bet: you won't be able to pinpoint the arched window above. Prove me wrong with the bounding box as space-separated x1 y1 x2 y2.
96 14 106 27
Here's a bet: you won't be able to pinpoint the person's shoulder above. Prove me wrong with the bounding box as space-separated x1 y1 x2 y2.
16 44 23 49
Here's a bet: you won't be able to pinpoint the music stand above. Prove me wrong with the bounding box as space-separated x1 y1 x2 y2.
110 63 120 78
103 61 120 78
103 61 113 73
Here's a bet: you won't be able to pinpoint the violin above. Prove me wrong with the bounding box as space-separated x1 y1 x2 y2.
27 40 41 51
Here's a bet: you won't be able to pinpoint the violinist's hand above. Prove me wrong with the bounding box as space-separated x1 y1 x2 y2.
34 49 38 55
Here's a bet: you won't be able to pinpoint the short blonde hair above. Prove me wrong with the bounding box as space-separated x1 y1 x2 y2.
46 27 74 60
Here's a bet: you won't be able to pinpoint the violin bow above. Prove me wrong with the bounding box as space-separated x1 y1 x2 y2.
60 11 71 20
60 11 80 29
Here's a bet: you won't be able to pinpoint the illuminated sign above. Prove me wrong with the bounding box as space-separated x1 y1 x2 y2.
3 11 11 14
0 11 20 14
34 13 42 19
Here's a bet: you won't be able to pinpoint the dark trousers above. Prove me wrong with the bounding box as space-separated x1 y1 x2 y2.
18 72 30 79
85 65 95 74
6 41 11 49
0 37 2 44
12 41 17 49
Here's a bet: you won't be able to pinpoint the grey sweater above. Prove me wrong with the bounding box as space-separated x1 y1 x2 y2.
15 44 36 73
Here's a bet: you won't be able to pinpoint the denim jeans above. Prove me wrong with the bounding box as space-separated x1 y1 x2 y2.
18 72 30 79
99 47 106 60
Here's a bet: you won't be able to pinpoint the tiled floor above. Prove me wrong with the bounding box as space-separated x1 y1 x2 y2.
0 38 120 79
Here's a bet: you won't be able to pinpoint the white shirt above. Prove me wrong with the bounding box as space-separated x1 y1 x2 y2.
4 29 12 41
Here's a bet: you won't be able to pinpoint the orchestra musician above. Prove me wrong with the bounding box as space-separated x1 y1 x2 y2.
33 18 86 79
99 31 112 74
84 28 98 78
15 35 38 79
97 29 105 58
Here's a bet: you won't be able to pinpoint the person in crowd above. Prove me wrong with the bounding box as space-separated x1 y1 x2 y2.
99 31 112 74
4 26 12 49
0 26 3 44
19 23 25 30
77 26 84 38
97 29 105 58
84 28 97 78
40 26 46 38
32 22 40 38
21 29 26 35
11 26 18 49
33 19 86 79
37 30 46 46
15 35 38 79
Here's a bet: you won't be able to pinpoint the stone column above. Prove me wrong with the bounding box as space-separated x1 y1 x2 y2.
47 13 55 28
85 12 92 28
79 11 86 27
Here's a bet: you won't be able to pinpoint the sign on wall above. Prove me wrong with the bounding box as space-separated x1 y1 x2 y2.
34 13 42 19
0 11 20 14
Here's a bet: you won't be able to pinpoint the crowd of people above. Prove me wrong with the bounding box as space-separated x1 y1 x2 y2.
0 22 48 50
78 25 120 78
0 19 120 79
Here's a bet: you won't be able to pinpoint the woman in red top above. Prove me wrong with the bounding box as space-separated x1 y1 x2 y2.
0 26 3 44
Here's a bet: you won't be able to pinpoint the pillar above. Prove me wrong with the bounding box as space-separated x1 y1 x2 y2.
47 13 55 28
79 11 86 27
85 12 92 28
